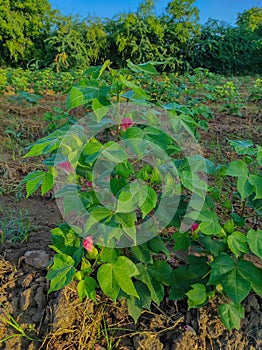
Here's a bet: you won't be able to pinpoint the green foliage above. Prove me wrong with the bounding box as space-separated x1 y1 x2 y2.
191 17 262 74
0 0 57 67
0 1 260 74
23 62 262 332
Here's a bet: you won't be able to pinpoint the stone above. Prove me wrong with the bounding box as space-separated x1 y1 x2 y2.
24 250 50 269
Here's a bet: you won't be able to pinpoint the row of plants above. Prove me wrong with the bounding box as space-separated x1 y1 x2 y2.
0 67 261 109
22 61 262 331
0 68 84 94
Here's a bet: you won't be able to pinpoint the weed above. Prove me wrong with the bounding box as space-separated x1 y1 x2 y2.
0 209 33 243
0 303 42 343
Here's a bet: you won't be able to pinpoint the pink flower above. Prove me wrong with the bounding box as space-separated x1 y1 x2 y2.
85 180 92 188
82 236 93 252
58 161 74 174
121 117 135 131
191 222 199 233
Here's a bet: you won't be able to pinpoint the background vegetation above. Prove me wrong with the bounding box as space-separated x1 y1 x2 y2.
0 0 261 74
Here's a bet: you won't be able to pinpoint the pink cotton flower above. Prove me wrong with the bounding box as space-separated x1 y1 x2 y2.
58 161 74 174
85 180 92 188
121 117 135 131
191 222 199 233
82 236 93 252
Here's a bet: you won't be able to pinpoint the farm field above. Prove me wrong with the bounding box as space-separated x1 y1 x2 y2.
0 65 261 350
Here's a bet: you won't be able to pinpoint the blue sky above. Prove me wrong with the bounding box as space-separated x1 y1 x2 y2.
49 0 262 25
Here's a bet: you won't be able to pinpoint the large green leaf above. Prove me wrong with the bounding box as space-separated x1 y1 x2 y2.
97 256 139 302
47 254 76 293
238 259 262 298
236 177 254 201
114 212 137 243
219 303 245 331
126 281 151 323
136 263 164 305
179 171 207 198
226 160 249 178
97 263 119 302
227 231 249 257
246 229 262 259
66 83 110 110
208 254 251 304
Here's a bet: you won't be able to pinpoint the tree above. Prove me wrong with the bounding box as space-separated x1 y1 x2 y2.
190 18 262 74
161 0 201 70
105 0 166 67
0 0 57 67
46 15 107 71
236 7 262 32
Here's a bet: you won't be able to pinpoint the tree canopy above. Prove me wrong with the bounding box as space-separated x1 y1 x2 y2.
0 0 261 74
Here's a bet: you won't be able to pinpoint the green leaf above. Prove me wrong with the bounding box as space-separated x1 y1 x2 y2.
246 229 262 259
131 244 153 263
139 186 157 219
92 97 110 122
226 160 249 178
148 237 170 258
219 303 245 331
115 212 137 243
230 213 245 227
127 59 159 75
186 283 207 309
180 171 207 198
147 260 172 286
238 260 262 298
236 177 254 201
47 254 76 293
41 173 54 196
116 188 138 213
23 171 45 198
228 231 249 257
103 141 128 163
201 236 227 256
97 256 139 302
77 277 98 302
187 210 221 235
100 247 120 263
126 281 151 323
169 256 210 300
136 263 164 305
173 232 191 251
97 264 119 302
123 127 148 158
115 161 134 179
249 175 262 200
228 140 255 156
208 254 251 304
